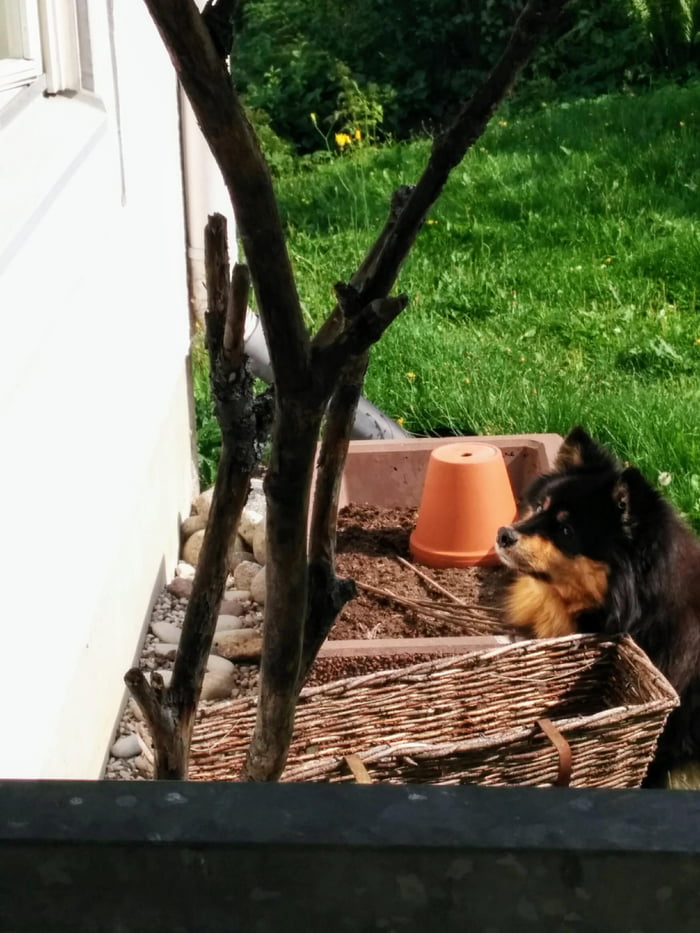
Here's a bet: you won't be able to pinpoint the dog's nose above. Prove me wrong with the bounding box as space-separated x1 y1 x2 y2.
497 525 519 549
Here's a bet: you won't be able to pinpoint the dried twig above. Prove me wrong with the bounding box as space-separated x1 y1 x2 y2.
355 580 506 635
394 555 469 606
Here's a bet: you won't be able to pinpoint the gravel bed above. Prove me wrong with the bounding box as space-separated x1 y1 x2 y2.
103 588 263 781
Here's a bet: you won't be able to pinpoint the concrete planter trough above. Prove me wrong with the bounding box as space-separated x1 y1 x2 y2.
3 780 700 932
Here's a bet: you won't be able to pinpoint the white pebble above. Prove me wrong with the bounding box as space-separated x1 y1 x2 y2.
252 522 267 565
219 598 245 617
201 669 236 701
233 560 262 591
206 654 235 675
154 643 178 660
238 507 264 547
224 589 251 603
193 487 215 520
110 734 141 759
182 529 205 567
250 566 266 605
216 614 246 633
151 621 182 644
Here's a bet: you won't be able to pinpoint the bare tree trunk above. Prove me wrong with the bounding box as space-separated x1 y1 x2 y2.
125 214 270 778
141 0 570 780
242 404 324 779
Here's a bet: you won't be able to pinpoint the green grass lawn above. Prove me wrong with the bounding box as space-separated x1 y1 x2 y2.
272 81 700 526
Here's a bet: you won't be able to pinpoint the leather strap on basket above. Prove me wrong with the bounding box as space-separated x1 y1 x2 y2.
535 718 572 788
344 754 372 784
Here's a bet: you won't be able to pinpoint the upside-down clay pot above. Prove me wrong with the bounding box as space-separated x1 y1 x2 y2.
409 442 517 568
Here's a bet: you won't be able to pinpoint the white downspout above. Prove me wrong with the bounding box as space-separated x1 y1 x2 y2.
180 89 236 327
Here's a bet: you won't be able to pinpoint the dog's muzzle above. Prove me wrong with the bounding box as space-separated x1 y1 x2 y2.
496 525 519 549
495 525 520 568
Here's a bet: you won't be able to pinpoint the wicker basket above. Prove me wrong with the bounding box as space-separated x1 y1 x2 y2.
189 634 679 788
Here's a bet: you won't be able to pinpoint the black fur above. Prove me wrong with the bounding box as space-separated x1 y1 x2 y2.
522 427 700 786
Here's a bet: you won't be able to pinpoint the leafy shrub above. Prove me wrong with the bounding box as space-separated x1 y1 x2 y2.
630 0 700 69
246 107 296 176
234 0 670 152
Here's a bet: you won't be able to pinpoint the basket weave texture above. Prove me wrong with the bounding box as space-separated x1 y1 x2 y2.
189 634 678 788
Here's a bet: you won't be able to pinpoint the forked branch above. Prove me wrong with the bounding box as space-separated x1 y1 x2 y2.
124 214 266 778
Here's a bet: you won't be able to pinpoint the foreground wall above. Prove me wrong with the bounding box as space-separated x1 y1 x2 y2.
0 2 194 777
1 782 699 932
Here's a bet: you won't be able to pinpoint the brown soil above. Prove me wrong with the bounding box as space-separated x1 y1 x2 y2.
330 503 512 640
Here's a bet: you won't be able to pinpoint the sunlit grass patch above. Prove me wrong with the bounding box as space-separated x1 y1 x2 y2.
272 81 700 523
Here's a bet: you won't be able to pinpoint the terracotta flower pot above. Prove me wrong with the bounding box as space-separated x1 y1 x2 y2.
409 442 517 568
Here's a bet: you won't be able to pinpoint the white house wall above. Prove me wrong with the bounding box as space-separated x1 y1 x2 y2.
0 2 194 777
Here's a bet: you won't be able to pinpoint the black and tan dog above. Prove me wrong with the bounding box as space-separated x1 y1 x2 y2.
495 426 700 784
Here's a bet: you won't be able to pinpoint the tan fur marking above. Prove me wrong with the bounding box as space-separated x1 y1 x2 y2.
506 576 577 638
554 438 584 471
504 535 609 638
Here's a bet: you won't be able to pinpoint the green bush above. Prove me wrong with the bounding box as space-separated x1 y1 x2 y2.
246 107 296 177
234 0 661 152
629 0 700 69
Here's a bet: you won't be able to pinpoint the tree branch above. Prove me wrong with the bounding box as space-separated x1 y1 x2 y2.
297 357 365 688
141 0 311 397
125 214 264 778
311 185 415 352
201 0 239 58
349 0 569 305
225 263 250 364
241 403 326 781
313 294 408 394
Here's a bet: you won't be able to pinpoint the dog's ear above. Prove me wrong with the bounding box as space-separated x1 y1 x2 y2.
555 426 617 473
613 467 657 537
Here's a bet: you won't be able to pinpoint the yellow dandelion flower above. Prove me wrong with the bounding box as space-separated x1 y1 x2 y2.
396 416 405 427
498 120 508 127
335 132 352 148
310 112 318 124
694 337 700 345
406 372 416 382
426 219 438 225
354 127 362 141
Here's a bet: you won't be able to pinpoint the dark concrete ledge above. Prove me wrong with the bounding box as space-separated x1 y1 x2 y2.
1 781 699 932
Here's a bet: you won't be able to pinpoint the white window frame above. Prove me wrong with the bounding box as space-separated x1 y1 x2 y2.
0 0 43 92
38 0 80 94
0 0 106 271
0 0 81 100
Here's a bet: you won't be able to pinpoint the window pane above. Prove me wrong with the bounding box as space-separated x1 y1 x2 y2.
0 0 42 60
